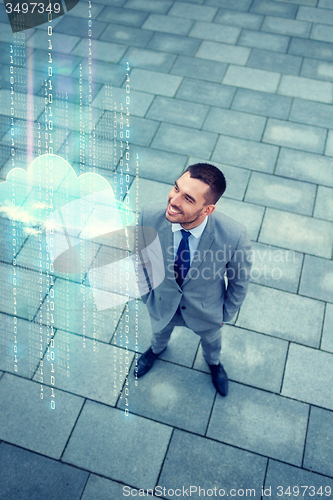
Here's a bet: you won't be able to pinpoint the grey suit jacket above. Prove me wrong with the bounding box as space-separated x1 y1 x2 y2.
138 204 252 333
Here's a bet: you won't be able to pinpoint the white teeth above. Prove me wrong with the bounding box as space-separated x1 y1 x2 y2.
169 206 181 214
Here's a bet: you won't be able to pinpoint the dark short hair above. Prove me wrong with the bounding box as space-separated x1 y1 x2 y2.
184 163 226 204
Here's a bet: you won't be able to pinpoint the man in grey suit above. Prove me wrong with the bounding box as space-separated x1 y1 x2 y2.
135 163 252 396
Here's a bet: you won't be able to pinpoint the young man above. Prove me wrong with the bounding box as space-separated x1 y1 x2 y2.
135 163 252 396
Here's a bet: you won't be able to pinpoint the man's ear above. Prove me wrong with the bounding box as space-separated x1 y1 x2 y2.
204 204 215 216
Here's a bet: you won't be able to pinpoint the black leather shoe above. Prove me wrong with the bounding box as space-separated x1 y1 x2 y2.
135 346 166 378
209 362 228 396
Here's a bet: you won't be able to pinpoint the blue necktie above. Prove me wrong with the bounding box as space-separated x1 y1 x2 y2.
174 229 191 287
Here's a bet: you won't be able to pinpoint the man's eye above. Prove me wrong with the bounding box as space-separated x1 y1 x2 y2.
185 197 191 202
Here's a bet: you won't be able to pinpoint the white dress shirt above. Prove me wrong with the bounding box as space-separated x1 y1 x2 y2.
171 216 208 265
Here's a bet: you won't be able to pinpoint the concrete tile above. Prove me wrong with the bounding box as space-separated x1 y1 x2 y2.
276 148 333 188
176 78 236 107
126 116 159 147
239 30 290 53
237 283 325 347
124 0 172 13
232 88 292 119
27 31 80 54
263 118 326 154
186 156 250 201
196 40 251 65
0 217 27 265
194 324 288 392
223 65 280 92
92 85 154 118
0 89 44 121
212 136 279 173
262 15 311 37
62 401 172 489
325 130 333 157
147 96 209 128
0 443 88 500
301 58 333 83
129 68 182 96
189 20 240 44
82 475 148 500
314 186 333 222
206 0 252 10
322 303 333 353
99 22 153 47
147 32 201 55
259 208 333 258
249 242 303 293
159 429 267 498
67 0 105 18
54 16 107 38
299 255 333 303
126 177 172 212
247 48 302 75
246 172 316 216
215 9 263 29
142 13 193 35
215 197 264 240
289 37 333 62
251 0 298 18
311 23 333 44
204 108 266 141
282 344 333 410
319 0 333 7
278 74 333 103
96 6 148 26
208 383 309 466
121 47 176 72
265 459 333 499
26 49 81 77
151 123 217 158
304 407 333 478
169 2 217 21
71 39 127 64
170 55 227 83
297 5 333 24
0 373 83 458
118 361 215 434
290 99 333 129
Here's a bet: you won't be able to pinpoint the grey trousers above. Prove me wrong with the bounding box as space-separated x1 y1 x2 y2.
151 312 222 365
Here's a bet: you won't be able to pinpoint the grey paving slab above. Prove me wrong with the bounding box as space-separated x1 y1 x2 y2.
147 96 209 129
232 88 292 119
159 429 267 500
203 108 266 141
26 49 81 77
290 99 333 129
142 13 193 35
168 2 217 21
92 85 154 118
27 31 80 54
55 16 107 39
319 0 333 7
82 474 150 500
215 9 263 29
212 135 279 173
276 148 333 188
124 0 172 13
289 37 333 62
297 5 333 24
152 123 217 157
262 15 312 37
215 198 264 240
245 171 316 216
126 177 172 212
147 32 201 55
99 22 153 47
118 361 215 434
247 49 302 75
121 47 176 72
251 0 298 17
186 156 251 200
237 283 325 347
67 0 105 18
282 344 333 410
311 23 333 44
263 118 326 154
62 401 172 489
304 407 333 479
0 443 88 500
124 115 159 147
301 58 333 82
239 30 290 53
0 217 27 265
325 129 333 156
194 324 288 392
278 74 333 103
96 6 148 27
71 39 127 64
207 383 309 466
265 459 333 499
129 68 182 96
126 145 186 182
249 241 303 293
259 208 333 258
206 0 252 10
223 65 280 92
299 255 333 303
322 303 333 353
176 78 235 107
0 373 83 459
189 20 240 44
196 40 251 65
170 55 227 83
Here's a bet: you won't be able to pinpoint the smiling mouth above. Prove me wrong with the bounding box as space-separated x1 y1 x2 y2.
168 204 182 215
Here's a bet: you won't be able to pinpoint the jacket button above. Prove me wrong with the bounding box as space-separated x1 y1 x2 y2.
181 306 186 310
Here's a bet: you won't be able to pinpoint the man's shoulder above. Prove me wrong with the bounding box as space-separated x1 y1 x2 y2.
210 209 248 246
140 204 167 226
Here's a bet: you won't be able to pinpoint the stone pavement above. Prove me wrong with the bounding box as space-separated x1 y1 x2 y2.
0 0 333 499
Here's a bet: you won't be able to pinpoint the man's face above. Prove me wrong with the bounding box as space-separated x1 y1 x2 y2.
165 172 215 229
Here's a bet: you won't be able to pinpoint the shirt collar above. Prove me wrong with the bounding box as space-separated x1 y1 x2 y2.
171 216 208 238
